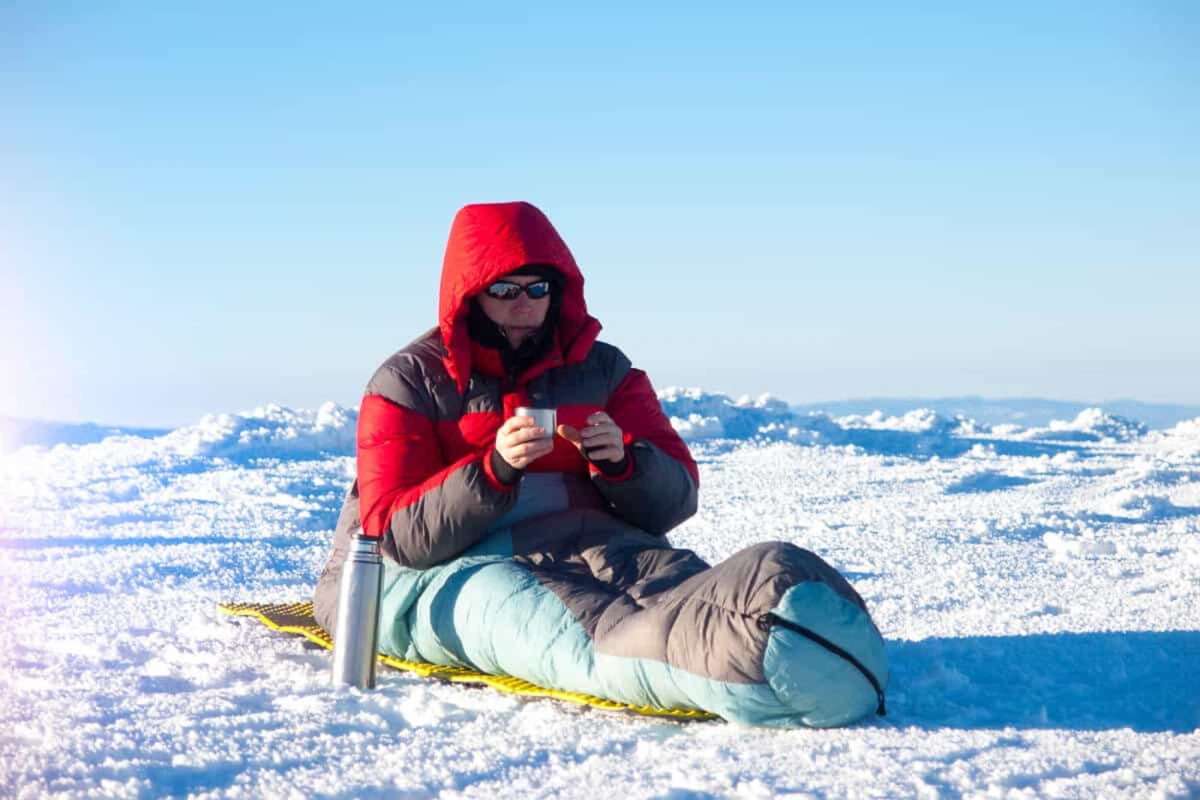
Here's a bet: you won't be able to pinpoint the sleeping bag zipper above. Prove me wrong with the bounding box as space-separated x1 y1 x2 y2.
758 613 887 716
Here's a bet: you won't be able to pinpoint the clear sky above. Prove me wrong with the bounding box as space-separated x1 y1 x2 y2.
2 2 1197 426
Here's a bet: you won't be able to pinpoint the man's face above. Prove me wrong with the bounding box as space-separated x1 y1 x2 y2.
477 274 551 346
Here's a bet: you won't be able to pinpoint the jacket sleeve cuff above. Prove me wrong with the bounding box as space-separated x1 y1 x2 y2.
484 447 523 490
589 448 636 482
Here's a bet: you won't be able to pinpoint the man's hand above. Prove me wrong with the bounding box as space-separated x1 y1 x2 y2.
557 412 625 464
495 415 554 469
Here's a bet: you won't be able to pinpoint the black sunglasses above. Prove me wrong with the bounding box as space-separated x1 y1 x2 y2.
483 280 553 301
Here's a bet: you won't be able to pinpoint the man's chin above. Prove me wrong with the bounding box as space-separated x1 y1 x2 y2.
501 324 540 345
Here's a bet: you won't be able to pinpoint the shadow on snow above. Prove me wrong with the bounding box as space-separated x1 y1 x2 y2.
945 472 1040 494
887 630 1200 733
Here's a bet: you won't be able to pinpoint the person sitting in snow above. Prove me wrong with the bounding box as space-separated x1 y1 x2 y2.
313 201 886 727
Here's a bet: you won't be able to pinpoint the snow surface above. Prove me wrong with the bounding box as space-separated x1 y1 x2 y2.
1 391 1198 798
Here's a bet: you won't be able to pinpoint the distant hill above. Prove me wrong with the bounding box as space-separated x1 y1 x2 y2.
0 417 170 453
789 396 1200 430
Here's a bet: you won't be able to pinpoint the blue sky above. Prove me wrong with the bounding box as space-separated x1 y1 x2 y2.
2 2 1197 426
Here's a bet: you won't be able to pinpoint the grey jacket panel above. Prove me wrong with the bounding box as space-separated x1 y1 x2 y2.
385 456 518 569
369 329 465 421
366 362 437 421
592 439 698 535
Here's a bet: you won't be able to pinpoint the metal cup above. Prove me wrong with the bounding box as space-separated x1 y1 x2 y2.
514 406 556 439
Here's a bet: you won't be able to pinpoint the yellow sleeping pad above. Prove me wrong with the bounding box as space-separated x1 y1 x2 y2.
218 601 716 721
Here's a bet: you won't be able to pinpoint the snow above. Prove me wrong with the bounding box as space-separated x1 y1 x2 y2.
1023 408 1151 444
2 390 1198 798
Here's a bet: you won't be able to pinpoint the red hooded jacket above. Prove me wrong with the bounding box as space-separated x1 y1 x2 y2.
352 201 699 563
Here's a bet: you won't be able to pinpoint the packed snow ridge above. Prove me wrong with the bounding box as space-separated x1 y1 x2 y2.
658 388 1168 453
166 401 356 461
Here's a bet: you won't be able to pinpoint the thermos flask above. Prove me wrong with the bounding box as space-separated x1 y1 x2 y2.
331 531 383 688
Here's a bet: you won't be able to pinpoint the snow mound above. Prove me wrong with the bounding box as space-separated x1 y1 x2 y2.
833 408 985 436
1166 417 1200 438
1154 417 1200 458
1090 489 1192 522
164 402 356 460
657 388 795 441
656 389 987 458
1024 408 1148 443
656 389 981 442
1043 531 1118 560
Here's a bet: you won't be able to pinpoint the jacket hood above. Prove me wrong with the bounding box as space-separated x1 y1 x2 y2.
439 201 601 391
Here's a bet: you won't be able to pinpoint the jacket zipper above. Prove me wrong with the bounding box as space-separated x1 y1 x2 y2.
758 612 887 716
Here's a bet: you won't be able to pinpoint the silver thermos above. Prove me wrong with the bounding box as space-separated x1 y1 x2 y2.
331 532 383 689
